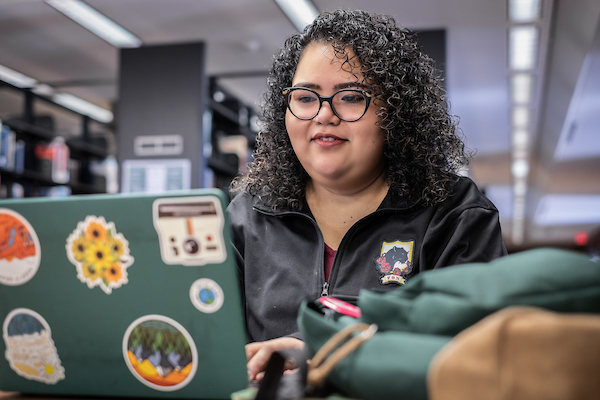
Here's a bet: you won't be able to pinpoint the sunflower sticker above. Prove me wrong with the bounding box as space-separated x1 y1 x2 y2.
2 308 65 384
66 216 134 294
0 209 41 286
123 315 197 391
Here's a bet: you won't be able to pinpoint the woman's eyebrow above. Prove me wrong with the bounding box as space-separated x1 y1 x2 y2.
333 82 369 90
292 82 320 89
291 82 368 90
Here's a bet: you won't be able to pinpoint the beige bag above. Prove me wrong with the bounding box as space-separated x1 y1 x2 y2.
428 306 600 400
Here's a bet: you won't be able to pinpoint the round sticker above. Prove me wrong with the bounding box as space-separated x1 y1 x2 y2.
123 315 197 392
0 209 41 286
189 278 224 313
2 308 65 384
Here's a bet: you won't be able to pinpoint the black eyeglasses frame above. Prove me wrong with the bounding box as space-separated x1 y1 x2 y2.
283 87 373 122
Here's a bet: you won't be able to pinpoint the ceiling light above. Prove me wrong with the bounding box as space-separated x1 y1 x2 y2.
509 25 539 70
509 0 542 22
53 93 113 123
0 64 38 88
511 73 533 104
46 0 141 48
514 179 528 196
32 83 55 96
512 128 529 149
512 106 530 128
274 0 319 32
511 158 530 178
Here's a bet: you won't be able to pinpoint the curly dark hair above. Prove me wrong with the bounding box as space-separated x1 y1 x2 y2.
231 9 468 210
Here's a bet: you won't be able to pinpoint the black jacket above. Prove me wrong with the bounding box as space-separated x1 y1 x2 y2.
228 176 507 342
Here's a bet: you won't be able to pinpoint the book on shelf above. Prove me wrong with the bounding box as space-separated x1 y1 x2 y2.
0 123 17 170
34 138 70 183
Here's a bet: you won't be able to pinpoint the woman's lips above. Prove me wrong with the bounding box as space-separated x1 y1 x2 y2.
312 133 347 147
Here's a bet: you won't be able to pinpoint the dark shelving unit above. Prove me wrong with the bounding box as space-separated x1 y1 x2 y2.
207 78 258 191
0 80 111 198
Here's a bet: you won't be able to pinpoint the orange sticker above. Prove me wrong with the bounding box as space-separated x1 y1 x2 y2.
0 209 41 286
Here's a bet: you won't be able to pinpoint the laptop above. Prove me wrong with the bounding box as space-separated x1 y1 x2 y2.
0 189 249 399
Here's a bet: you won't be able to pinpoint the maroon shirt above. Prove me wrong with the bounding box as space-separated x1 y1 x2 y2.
325 244 336 282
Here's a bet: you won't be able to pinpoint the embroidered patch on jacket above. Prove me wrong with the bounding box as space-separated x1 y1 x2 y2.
375 240 414 285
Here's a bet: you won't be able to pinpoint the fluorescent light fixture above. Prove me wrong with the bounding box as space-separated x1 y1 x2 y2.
274 0 319 31
46 0 141 48
509 0 542 22
509 25 539 70
512 106 530 128
0 64 38 88
511 158 530 178
512 128 529 150
53 93 114 123
511 73 533 103
514 179 527 196
32 83 55 96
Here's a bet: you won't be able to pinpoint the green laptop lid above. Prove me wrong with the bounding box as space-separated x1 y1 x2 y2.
0 189 249 399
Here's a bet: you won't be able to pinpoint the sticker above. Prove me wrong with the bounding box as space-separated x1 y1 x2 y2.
189 278 224 313
66 216 134 294
375 240 415 285
123 315 197 391
2 308 65 384
153 196 227 266
0 209 41 286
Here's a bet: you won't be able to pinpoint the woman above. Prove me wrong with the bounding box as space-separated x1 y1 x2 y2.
227 9 506 379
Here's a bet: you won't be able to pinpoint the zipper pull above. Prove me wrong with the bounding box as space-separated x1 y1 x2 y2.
321 282 329 297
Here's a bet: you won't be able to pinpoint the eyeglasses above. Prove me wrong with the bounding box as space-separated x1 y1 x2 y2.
283 87 372 122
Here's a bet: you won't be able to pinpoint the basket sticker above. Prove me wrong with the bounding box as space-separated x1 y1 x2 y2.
2 308 65 384
189 278 224 313
123 315 198 391
0 209 41 286
66 216 134 294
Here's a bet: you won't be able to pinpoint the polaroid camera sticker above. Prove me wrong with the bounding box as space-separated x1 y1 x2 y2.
66 216 134 294
0 209 41 286
2 308 65 384
153 196 226 266
123 315 198 391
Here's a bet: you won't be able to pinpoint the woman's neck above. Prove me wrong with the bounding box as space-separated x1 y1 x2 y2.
306 170 389 250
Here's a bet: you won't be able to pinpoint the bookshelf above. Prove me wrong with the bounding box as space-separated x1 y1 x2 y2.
206 78 258 192
0 81 111 198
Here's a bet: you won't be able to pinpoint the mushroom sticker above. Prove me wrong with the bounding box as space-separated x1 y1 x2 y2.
123 315 197 391
2 308 65 384
66 216 134 294
0 209 41 286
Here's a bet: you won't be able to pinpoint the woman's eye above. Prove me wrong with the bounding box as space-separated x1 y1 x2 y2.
297 95 317 103
340 94 364 103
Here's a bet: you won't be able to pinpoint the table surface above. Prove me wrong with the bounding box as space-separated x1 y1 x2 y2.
0 389 261 400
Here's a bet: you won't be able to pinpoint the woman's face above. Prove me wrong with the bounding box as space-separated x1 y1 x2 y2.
285 42 386 193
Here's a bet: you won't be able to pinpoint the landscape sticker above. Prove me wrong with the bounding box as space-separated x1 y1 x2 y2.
2 308 65 384
0 209 41 286
123 315 198 391
66 216 134 294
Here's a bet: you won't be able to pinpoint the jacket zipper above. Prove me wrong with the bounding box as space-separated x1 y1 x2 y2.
253 206 395 299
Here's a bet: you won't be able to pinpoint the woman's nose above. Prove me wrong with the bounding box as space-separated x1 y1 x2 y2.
312 100 340 125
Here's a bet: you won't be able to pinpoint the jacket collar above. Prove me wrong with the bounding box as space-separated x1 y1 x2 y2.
252 185 424 216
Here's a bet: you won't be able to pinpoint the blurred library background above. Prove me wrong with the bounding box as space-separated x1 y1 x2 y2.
0 0 599 254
